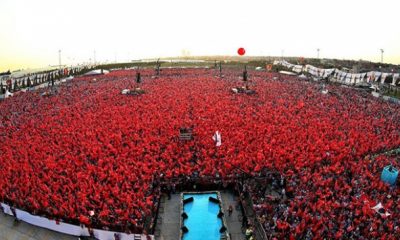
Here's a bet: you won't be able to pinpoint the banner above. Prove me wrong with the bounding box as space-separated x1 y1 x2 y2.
273 60 398 86
0 203 153 240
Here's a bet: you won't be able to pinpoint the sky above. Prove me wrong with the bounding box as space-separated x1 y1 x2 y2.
0 0 399 72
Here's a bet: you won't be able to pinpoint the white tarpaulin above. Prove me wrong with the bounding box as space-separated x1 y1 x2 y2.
305 65 321 77
83 69 110 76
273 60 397 85
282 61 296 69
392 73 399 86
380 73 390 84
323 69 335 78
353 74 359 84
332 70 339 82
367 71 382 82
360 73 367 83
351 74 357 84
292 65 303 73
345 73 352 84
340 72 347 82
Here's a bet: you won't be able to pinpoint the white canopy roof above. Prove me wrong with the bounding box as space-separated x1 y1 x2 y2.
83 69 110 76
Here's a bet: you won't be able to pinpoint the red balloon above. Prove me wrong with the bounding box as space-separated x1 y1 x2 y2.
237 47 246 56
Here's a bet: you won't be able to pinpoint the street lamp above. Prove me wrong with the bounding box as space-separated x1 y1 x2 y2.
93 50 96 66
58 50 62 70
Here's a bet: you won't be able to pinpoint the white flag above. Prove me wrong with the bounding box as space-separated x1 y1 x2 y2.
212 131 222 147
371 202 391 217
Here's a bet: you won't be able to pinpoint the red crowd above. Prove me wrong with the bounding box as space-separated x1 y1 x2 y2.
0 68 399 237
248 153 399 240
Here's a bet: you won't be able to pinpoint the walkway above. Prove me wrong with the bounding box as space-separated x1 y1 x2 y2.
0 213 76 240
219 190 246 240
155 194 181 240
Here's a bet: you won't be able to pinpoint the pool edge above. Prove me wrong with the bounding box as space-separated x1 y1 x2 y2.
179 191 230 240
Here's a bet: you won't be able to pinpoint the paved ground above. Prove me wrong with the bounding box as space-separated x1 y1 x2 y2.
220 191 246 240
155 194 181 240
0 213 76 240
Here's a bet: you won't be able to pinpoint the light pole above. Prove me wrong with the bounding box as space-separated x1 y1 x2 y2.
58 50 62 70
93 50 96 66
317 48 320 59
380 49 384 63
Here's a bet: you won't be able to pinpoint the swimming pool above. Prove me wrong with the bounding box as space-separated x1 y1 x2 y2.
181 192 224 240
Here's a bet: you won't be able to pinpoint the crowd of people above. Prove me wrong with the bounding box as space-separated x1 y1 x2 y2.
245 152 399 239
0 68 399 237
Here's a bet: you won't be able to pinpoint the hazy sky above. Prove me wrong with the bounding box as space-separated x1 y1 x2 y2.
0 0 399 71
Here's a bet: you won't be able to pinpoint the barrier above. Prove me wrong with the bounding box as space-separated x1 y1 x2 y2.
0 203 153 240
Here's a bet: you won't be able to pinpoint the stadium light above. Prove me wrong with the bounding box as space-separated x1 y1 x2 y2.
380 49 384 63
58 50 62 70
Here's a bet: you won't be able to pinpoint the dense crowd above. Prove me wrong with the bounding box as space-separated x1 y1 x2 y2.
0 68 399 237
247 153 399 240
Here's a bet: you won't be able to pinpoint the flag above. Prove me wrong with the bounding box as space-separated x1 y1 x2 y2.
212 131 222 147
371 202 390 217
89 210 95 216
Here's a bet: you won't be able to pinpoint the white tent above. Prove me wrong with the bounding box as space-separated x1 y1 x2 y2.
279 71 297 76
83 69 110 76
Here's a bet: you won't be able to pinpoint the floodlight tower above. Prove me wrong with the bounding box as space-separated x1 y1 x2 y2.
94 50 96 66
58 50 62 70
317 48 320 59
380 49 384 63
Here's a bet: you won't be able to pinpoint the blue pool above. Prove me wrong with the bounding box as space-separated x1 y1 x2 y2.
182 193 223 240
